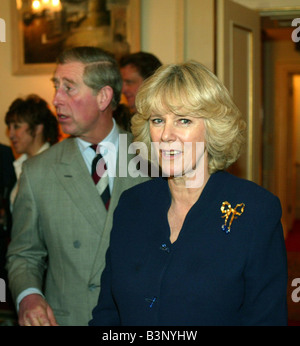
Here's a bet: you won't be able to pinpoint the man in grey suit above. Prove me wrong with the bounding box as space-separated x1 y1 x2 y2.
6 46 149 326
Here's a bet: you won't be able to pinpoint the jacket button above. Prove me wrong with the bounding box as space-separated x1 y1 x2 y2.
73 240 81 248
160 243 170 253
88 284 97 291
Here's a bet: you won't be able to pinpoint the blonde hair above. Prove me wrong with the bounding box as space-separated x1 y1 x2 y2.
131 60 246 174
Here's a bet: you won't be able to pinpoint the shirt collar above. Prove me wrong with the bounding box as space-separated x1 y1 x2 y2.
76 118 119 154
13 142 51 178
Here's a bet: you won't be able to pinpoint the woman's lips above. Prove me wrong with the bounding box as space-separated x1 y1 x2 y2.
161 149 182 158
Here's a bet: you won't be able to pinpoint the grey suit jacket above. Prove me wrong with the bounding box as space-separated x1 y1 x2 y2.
6 131 149 325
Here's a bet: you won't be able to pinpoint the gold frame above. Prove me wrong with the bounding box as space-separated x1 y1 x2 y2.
11 0 140 75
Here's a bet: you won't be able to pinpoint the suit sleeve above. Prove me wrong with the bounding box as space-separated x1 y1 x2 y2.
241 195 288 325
6 162 48 303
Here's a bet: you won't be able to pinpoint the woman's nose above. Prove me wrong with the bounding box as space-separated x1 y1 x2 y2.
161 123 176 142
8 126 14 140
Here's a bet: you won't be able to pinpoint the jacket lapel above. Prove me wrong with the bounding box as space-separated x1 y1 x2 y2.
89 131 148 282
53 138 107 232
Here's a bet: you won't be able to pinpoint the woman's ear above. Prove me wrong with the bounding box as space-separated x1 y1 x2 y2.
34 124 44 137
97 86 114 111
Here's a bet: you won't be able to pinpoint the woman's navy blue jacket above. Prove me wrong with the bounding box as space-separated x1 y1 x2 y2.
90 171 288 326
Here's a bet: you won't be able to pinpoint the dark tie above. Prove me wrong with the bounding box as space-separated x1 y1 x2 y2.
90 144 110 210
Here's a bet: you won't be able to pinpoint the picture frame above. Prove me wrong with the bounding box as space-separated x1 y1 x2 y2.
11 0 141 75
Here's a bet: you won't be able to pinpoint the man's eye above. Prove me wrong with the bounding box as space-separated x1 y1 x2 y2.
64 85 72 92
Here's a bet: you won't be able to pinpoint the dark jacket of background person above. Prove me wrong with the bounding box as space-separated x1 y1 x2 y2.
0 144 16 279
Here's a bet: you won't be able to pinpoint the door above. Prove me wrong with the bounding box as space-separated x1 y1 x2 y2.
216 0 261 184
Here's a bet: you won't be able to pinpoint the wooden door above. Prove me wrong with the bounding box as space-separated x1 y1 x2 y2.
216 0 261 184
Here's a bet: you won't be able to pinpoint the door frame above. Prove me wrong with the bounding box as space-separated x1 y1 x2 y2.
275 62 300 235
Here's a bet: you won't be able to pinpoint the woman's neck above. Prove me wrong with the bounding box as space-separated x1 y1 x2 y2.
168 166 210 207
26 140 46 157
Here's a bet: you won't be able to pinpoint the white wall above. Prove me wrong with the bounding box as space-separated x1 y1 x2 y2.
141 0 180 64
141 0 214 68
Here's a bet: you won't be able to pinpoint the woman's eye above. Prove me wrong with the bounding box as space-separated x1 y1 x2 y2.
179 118 191 125
151 118 163 124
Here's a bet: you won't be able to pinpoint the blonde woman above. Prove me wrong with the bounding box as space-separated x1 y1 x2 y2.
90 61 287 326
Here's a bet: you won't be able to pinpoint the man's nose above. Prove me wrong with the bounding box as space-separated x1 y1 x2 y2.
53 88 64 107
121 82 128 94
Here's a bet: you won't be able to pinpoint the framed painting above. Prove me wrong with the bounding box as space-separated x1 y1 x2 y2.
11 0 141 75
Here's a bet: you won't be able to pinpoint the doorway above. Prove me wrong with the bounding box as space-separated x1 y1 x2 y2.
261 14 300 236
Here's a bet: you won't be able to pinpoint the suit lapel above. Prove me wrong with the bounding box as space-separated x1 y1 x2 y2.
53 138 107 232
89 132 147 281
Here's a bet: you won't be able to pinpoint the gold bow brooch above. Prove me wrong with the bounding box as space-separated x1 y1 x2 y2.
220 201 245 234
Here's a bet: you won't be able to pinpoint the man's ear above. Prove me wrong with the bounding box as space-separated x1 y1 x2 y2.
97 86 113 111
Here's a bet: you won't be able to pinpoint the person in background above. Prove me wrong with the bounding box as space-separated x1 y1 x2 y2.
5 94 59 208
0 143 16 282
6 46 149 326
90 61 288 326
115 52 162 131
